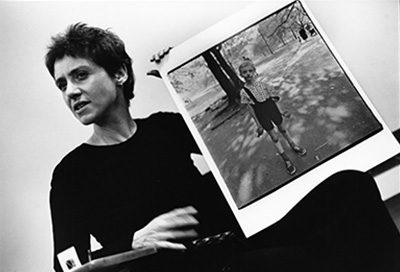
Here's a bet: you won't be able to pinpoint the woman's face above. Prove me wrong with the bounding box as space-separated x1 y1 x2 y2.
53 56 122 126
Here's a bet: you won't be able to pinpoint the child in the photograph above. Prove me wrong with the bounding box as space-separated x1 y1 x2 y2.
239 59 306 175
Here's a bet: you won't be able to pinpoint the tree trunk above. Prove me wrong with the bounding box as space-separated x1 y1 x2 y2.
277 32 287 46
289 27 298 41
211 47 243 90
202 51 239 104
257 28 274 55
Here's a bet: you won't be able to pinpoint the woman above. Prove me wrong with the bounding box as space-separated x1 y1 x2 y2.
46 23 400 272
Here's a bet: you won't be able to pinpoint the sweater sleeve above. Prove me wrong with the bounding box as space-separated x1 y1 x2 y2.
50 165 90 272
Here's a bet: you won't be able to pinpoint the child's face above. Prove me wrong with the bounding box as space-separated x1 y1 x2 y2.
239 65 256 81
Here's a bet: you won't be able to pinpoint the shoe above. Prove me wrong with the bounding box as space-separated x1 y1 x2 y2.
284 160 297 175
256 127 264 137
292 145 307 156
282 111 291 118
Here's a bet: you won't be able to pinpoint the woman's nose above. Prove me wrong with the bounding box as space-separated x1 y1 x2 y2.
65 82 81 99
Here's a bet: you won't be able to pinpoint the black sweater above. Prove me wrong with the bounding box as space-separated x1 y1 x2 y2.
50 112 237 272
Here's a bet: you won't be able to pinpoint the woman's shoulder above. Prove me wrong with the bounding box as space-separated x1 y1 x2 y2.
50 145 89 188
138 111 199 153
137 111 186 132
58 144 89 165
143 111 182 122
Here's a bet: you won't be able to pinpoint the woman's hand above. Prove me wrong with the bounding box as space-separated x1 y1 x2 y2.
150 46 173 63
132 206 199 251
147 46 173 78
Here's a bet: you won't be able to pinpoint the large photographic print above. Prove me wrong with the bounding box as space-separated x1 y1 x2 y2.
167 0 382 208
160 0 399 237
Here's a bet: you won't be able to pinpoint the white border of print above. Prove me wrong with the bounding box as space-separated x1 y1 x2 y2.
156 0 400 238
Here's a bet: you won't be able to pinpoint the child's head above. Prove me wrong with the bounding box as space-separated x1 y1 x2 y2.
238 60 256 82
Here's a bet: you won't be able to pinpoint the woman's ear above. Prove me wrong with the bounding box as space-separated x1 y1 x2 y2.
115 65 128 86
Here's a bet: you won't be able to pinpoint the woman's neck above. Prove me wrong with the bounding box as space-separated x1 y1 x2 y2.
87 108 137 146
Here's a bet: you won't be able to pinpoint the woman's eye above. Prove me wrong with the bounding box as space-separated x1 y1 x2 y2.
56 81 67 92
75 71 88 81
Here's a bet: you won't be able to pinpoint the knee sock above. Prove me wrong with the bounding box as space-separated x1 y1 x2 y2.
280 130 296 148
273 140 284 155
273 140 290 162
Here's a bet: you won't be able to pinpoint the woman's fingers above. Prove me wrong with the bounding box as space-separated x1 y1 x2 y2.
153 229 199 241
156 206 199 228
161 46 173 58
133 229 198 250
146 206 199 231
146 70 161 78
147 46 173 78
132 206 200 251
150 46 173 63
165 206 198 218
151 241 187 251
133 238 188 251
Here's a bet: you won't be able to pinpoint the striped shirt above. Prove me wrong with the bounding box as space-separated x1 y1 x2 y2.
240 81 272 105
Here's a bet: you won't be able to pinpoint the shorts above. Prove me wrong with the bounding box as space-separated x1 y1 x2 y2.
252 99 283 131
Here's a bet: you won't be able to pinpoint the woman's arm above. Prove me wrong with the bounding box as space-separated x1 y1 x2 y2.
50 184 90 272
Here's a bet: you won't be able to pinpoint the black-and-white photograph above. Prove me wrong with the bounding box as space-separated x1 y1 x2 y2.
1 1 400 272
167 0 383 208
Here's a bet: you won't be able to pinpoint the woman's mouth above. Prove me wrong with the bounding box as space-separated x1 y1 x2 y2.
73 101 90 113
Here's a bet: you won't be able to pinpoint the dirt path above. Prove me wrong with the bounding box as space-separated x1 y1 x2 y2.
193 37 381 208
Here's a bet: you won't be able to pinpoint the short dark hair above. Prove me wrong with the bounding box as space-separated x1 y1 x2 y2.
238 59 256 73
45 23 134 103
